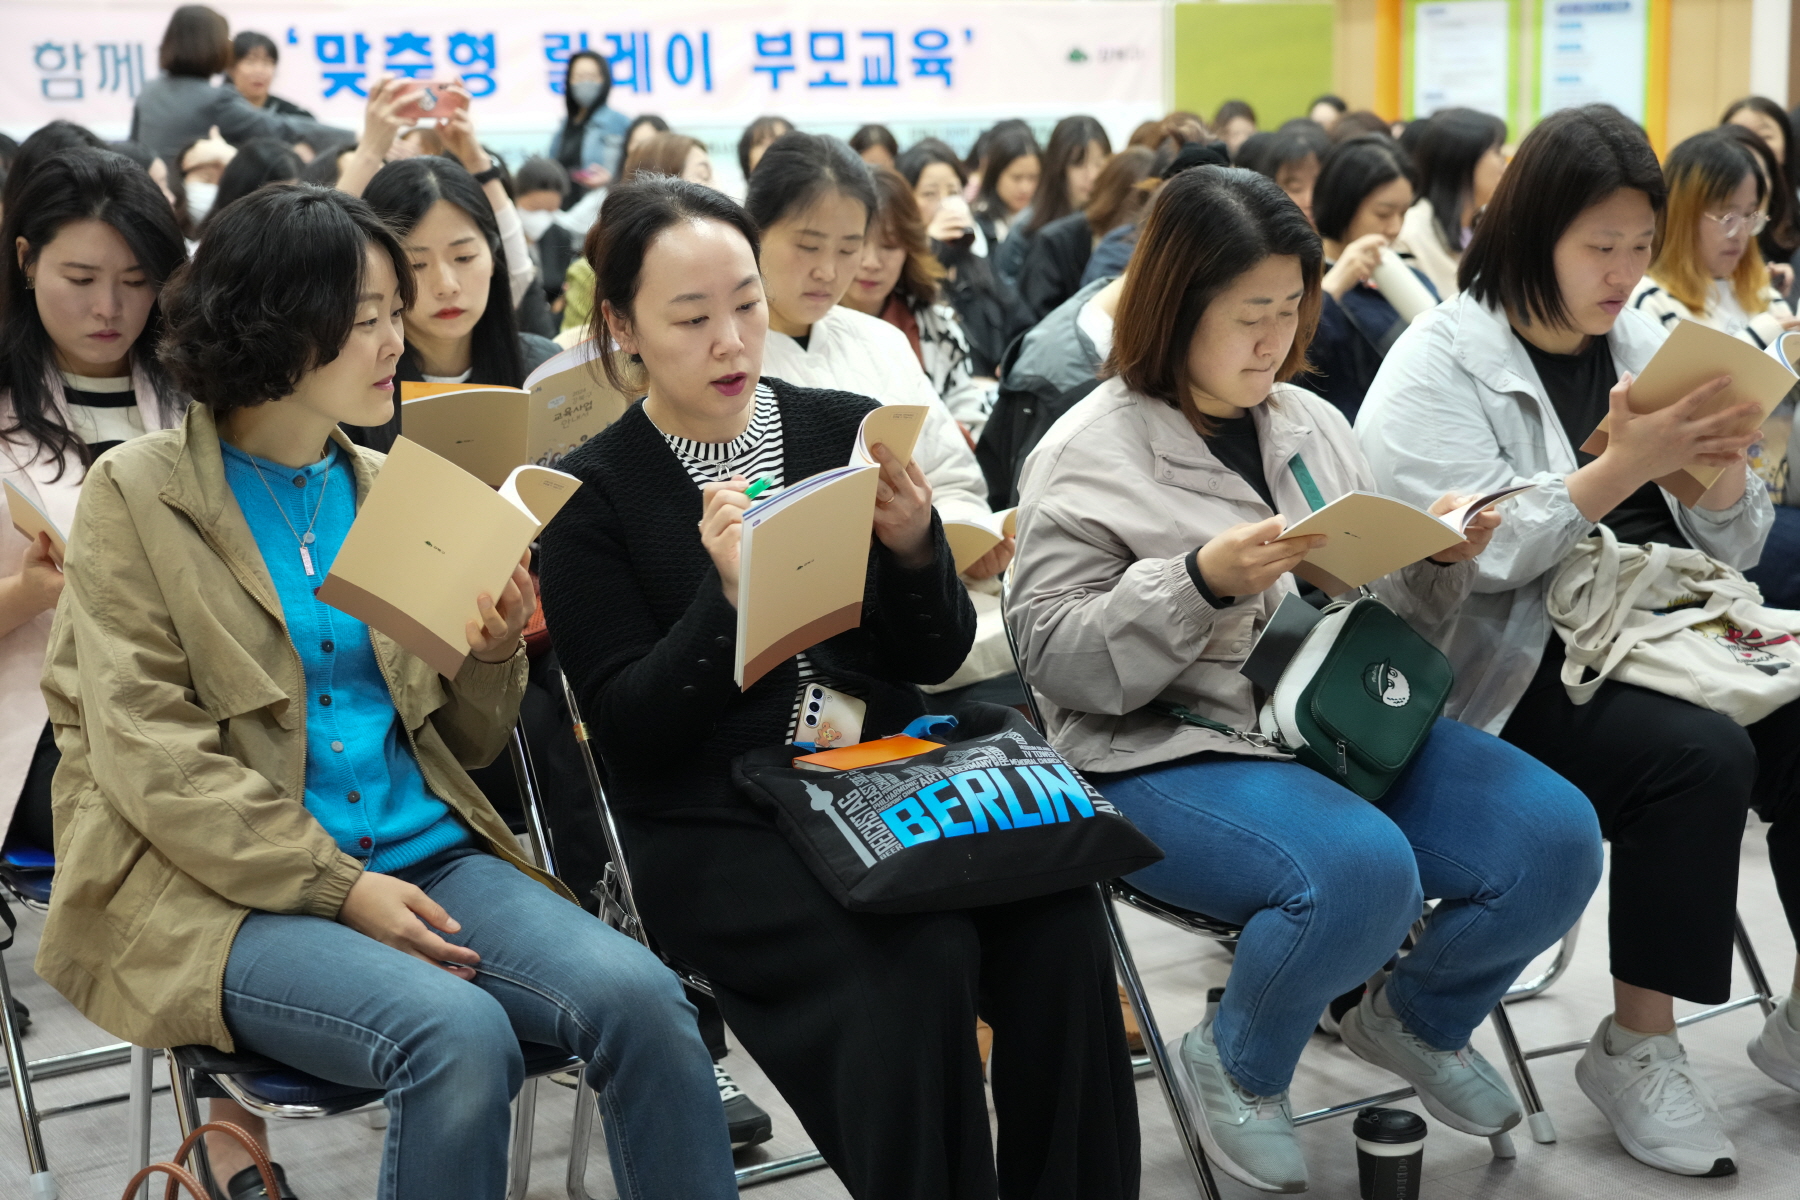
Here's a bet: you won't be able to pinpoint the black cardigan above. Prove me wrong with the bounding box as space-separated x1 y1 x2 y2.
538 377 977 816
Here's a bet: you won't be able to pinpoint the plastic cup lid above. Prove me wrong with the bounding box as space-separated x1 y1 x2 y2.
1352 1107 1428 1144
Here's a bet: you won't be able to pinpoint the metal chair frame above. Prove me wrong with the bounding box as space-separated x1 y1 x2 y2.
995 583 1563 1200
557 670 831 1190
152 725 610 1200
1 857 163 1200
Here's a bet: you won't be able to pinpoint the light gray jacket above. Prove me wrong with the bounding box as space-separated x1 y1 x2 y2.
1007 377 1475 774
130 76 351 165
1356 291 1773 733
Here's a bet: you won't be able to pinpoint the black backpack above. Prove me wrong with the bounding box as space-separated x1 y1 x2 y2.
975 331 1104 510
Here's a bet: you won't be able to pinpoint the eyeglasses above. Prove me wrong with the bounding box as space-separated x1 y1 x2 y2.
1703 209 1770 239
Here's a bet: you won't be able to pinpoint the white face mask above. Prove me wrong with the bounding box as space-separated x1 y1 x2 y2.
185 179 218 222
518 208 556 243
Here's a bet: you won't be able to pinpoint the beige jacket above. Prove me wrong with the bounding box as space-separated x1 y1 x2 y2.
0 368 175 835
1394 199 1463 301
1007 378 1475 774
36 404 553 1052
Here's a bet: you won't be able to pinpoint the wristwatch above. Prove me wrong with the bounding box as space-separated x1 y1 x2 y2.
470 162 504 185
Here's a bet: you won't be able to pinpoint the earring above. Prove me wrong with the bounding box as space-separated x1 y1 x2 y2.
22 277 34 290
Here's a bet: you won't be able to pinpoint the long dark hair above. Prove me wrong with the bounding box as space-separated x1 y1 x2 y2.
744 132 877 234
585 177 762 395
199 137 301 238
0 149 187 477
1 121 106 218
975 125 1042 218
1412 108 1507 250
1025 115 1111 235
363 156 525 386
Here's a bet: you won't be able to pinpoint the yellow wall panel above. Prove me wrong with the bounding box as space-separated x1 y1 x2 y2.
1666 0 1752 144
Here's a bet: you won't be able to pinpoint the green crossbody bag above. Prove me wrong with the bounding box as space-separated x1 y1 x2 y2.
1151 454 1454 801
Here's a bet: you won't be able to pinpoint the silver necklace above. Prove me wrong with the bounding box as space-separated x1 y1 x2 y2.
249 454 332 577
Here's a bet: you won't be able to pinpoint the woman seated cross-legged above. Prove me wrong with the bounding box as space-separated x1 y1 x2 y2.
1005 165 1603 1194
33 183 736 1200
538 176 1142 1200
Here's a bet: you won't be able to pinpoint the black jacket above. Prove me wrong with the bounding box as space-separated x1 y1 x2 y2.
1015 211 1095 325
539 378 977 816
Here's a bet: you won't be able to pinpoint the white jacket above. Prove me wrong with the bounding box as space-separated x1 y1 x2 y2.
1357 291 1773 732
1393 200 1463 302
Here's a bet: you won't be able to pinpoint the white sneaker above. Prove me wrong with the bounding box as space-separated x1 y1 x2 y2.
1169 1015 1308 1193
1337 986 1522 1136
1747 996 1800 1093
1575 1017 1735 1177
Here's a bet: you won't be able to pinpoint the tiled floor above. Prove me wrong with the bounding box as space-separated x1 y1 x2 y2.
2 824 1795 1199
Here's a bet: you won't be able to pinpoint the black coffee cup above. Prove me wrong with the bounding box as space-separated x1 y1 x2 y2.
1354 1107 1427 1200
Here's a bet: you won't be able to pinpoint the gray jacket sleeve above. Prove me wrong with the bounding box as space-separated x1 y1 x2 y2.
208 86 351 151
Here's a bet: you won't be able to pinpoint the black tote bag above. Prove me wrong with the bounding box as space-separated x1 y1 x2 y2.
732 704 1162 913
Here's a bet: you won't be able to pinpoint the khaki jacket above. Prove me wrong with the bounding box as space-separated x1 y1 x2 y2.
35 404 556 1052
1008 378 1475 774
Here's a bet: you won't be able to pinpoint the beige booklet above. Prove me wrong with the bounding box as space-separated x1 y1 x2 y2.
1276 484 1535 592
1581 321 1800 506
3 479 66 565
316 437 581 678
399 341 629 486
735 464 880 688
850 404 931 468
943 507 1018 574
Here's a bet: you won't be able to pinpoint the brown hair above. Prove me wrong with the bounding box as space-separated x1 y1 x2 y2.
868 166 945 306
1650 130 1771 316
159 5 232 77
1085 147 1157 237
1108 166 1321 427
621 132 707 183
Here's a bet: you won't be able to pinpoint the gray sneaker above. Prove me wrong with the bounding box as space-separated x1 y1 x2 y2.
1338 986 1522 1136
1577 1018 1734 1176
1168 1016 1308 1193
1747 996 1800 1093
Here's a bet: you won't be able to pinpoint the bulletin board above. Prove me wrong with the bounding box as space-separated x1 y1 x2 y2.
1528 0 1653 125
1402 0 1522 132
1172 2 1335 128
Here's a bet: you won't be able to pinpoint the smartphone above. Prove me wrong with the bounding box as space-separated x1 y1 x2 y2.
394 82 469 122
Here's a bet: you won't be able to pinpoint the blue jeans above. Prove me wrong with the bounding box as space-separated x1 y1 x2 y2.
1091 718 1601 1096
222 849 737 1200
1745 503 1800 608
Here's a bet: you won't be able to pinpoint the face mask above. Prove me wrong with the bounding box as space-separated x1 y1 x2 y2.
569 80 603 109
185 179 218 222
518 208 556 243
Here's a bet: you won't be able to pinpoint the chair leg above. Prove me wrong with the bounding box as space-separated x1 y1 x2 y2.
1505 918 1582 1003
506 1076 539 1200
166 1054 221 1200
565 1073 600 1200
1734 913 1778 1018
129 1046 156 1200
1100 885 1223 1200
1485 1001 1553 1144
0 946 56 1200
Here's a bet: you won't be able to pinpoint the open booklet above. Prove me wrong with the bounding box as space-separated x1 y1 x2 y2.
851 403 931 468
3 479 66 565
315 437 581 678
1581 320 1800 506
1275 483 1535 592
943 507 1018 575
735 464 881 688
399 339 632 486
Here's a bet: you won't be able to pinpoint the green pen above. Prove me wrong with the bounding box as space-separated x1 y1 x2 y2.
744 476 777 500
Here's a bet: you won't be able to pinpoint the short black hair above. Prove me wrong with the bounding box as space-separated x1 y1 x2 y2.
516 156 570 198
1313 135 1416 242
1722 96 1800 198
231 30 278 63
1277 118 1332 158
159 5 232 78
584 176 761 393
199 137 301 237
1412 107 1507 251
1234 130 1319 177
1213 100 1257 129
744 131 877 234
159 184 415 412
850 124 900 159
1311 94 1349 115
1461 104 1664 327
895 139 966 188
364 156 526 386
625 113 670 149
737 115 794 178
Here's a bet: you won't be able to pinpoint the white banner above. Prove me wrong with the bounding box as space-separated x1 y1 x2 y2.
2 0 1166 155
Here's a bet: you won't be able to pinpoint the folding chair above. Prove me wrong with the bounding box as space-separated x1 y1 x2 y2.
156 726 604 1200
555 670 832 1190
1 846 158 1200
995 587 1560 1200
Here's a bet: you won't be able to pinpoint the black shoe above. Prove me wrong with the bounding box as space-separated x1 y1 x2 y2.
714 1062 773 1150
8 996 28 1037
225 1162 298 1200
